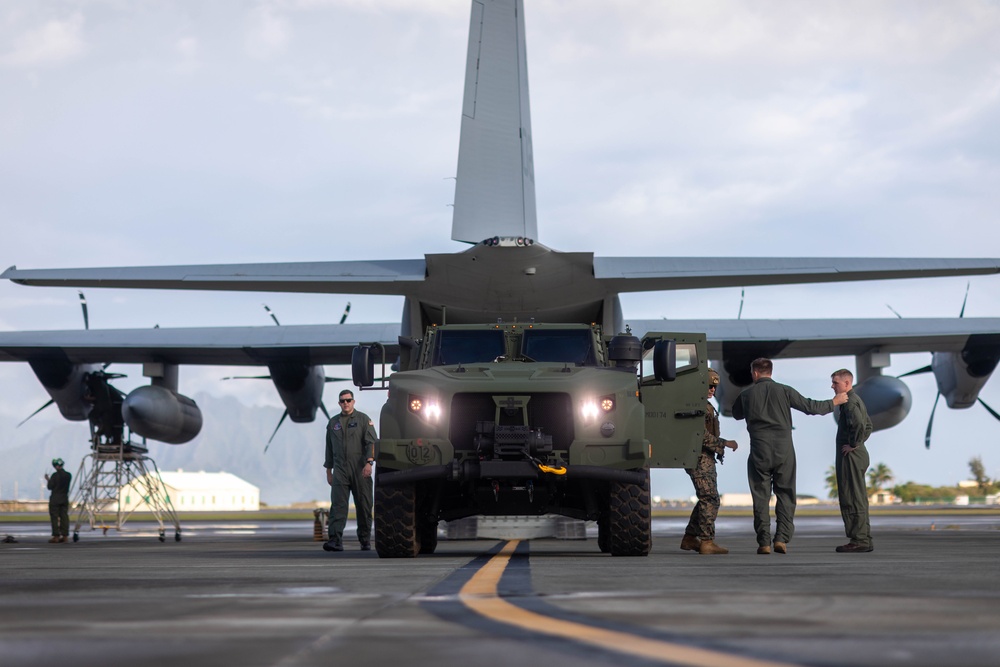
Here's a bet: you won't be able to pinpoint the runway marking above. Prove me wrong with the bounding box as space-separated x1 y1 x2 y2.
458 540 801 667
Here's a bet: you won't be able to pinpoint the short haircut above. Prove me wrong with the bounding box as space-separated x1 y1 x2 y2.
831 369 853 381
750 358 773 375
338 389 354 400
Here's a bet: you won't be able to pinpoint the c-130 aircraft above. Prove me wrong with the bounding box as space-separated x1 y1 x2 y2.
1 0 999 451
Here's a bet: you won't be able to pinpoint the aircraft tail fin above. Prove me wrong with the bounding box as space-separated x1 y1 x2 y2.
452 0 538 244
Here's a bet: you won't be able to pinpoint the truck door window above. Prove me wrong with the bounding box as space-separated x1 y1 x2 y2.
521 329 596 365
641 341 699 378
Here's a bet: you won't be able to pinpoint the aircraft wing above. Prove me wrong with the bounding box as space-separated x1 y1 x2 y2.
0 323 400 365
596 257 1000 292
1 260 427 295
7 257 1000 297
626 318 1000 358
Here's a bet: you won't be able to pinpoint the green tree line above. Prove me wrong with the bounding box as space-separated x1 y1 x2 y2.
825 456 998 502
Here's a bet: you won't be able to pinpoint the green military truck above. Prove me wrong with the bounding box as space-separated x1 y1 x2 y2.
352 322 706 557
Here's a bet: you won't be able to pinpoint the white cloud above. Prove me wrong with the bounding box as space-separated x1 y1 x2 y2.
175 36 199 61
245 5 291 60
0 12 85 68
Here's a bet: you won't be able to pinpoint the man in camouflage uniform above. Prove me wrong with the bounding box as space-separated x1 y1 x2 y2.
830 369 875 553
323 389 377 552
681 368 739 555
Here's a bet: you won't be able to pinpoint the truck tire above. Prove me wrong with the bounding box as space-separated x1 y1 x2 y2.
374 481 421 558
608 470 651 556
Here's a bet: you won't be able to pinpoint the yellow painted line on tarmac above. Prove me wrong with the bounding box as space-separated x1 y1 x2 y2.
459 540 800 667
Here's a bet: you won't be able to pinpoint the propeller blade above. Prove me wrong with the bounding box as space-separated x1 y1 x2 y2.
885 304 903 319
320 402 331 421
339 302 351 325
263 304 280 326
959 281 970 318
978 397 1000 422
78 291 89 330
222 375 272 381
264 411 289 452
737 288 744 320
925 393 940 449
17 399 55 427
898 365 932 378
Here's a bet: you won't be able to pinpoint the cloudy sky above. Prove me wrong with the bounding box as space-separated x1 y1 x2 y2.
2 0 999 502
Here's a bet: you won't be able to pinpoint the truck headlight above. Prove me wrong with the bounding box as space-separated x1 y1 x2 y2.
408 395 442 423
581 395 615 422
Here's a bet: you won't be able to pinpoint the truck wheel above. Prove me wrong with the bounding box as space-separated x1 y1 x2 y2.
608 470 651 556
418 519 439 554
374 481 421 558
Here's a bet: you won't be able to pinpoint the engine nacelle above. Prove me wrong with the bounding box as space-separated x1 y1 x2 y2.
269 363 326 423
122 385 203 444
932 346 1000 409
28 358 102 421
853 375 912 431
712 360 750 417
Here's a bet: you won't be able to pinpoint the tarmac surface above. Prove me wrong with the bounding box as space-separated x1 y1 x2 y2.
2 512 1000 667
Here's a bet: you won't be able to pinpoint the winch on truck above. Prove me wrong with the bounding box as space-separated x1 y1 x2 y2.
352 322 707 558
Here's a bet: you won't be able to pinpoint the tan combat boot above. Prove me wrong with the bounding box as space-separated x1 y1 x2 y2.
698 539 729 555
680 534 701 551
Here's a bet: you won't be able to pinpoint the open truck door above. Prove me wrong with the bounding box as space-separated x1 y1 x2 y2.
640 332 708 469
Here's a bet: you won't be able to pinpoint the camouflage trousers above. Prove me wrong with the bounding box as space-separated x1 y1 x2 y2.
685 463 721 540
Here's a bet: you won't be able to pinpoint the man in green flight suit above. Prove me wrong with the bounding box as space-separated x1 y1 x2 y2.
830 369 874 553
323 389 377 552
45 458 72 544
680 368 739 555
732 358 847 555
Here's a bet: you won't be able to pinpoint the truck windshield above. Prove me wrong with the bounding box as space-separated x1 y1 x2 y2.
521 329 596 365
434 329 506 365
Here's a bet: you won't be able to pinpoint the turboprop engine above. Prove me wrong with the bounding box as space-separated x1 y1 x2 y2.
899 341 1000 448
27 358 102 421
931 347 1000 409
712 364 747 418
25 358 203 445
268 362 327 423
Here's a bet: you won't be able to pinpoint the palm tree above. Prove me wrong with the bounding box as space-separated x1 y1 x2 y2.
825 466 838 499
867 462 893 491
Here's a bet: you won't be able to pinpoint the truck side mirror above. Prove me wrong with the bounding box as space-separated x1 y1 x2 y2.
653 340 677 382
352 345 375 387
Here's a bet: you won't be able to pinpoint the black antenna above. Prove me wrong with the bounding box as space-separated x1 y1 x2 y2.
78 291 89 330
